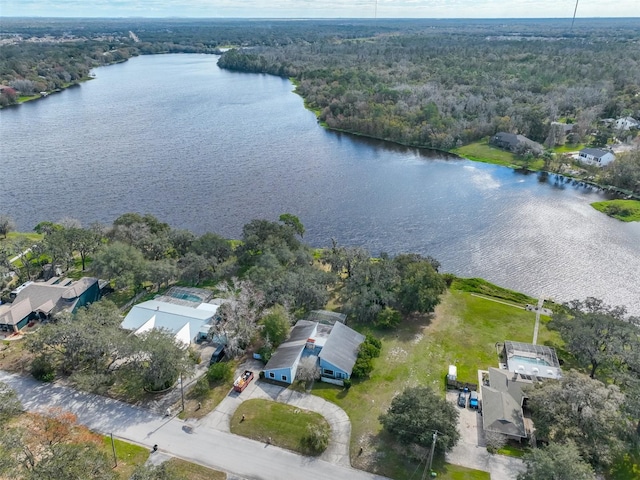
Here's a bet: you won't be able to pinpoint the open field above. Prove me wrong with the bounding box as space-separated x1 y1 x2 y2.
313 288 561 478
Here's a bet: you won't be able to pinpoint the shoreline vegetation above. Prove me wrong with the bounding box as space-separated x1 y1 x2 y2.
591 199 640 222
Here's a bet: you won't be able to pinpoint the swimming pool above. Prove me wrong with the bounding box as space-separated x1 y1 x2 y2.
170 292 203 302
509 355 551 366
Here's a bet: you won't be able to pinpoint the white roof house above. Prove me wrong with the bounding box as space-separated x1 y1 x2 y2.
121 299 217 346
577 148 615 167
615 117 639 131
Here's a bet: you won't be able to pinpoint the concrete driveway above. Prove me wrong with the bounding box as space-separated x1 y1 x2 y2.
200 375 352 466
445 391 525 480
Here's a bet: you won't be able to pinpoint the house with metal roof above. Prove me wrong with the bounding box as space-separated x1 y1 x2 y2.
0 277 100 334
262 320 318 384
318 321 365 383
263 317 364 386
121 299 219 346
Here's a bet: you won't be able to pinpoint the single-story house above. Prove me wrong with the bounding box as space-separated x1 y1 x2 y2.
0 277 100 333
263 317 364 386
489 132 543 155
614 116 639 131
121 299 219 346
481 367 528 440
577 148 615 167
318 321 365 382
262 320 318 384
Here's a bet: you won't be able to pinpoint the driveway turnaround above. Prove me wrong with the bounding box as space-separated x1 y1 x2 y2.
201 379 352 466
0 371 389 480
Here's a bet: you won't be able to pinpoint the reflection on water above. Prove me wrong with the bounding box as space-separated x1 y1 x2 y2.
1 54 639 314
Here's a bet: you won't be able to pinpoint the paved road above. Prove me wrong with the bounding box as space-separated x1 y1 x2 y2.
0 371 389 480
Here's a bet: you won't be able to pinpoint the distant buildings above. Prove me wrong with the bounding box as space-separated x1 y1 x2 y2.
490 132 543 155
577 148 615 167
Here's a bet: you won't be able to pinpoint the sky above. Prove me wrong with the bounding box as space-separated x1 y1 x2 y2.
1 0 639 19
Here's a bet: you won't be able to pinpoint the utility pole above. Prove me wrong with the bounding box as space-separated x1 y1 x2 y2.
180 372 185 412
421 430 439 480
110 433 117 468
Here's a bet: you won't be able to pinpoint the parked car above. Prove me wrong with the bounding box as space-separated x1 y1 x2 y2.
209 344 226 365
457 390 467 408
469 390 479 409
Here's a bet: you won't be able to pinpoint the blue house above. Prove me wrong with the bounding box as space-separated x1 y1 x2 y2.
263 320 317 384
263 318 364 386
318 321 365 383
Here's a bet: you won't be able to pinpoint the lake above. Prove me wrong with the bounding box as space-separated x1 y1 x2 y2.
1 54 639 315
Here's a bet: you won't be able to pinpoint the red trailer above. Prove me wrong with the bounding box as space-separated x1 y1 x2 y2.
233 370 254 392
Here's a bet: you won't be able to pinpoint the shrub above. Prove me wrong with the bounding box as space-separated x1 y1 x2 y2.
191 376 210 399
302 423 330 455
364 334 382 352
343 378 352 389
31 356 55 382
207 362 233 383
375 307 402 329
258 345 273 363
352 356 373 379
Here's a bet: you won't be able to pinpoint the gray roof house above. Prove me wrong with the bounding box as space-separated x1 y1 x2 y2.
0 277 100 334
262 320 318 384
489 132 543 154
263 317 364 386
481 367 528 440
318 321 365 383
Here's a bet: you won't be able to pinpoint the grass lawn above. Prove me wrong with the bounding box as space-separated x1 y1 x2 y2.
497 443 527 458
102 436 149 479
453 141 545 171
230 398 330 456
313 288 562 478
436 463 491 480
591 199 640 222
3 231 43 245
453 141 518 167
179 362 239 421
164 458 226 480
553 143 585 154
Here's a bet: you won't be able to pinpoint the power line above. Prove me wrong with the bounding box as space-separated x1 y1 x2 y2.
570 0 579 32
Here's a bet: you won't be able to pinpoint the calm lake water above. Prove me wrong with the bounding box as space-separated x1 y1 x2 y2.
1 54 639 315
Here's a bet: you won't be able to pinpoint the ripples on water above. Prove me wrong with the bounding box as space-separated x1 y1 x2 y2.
1 54 639 314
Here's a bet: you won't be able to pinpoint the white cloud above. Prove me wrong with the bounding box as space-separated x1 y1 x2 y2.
2 0 639 18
